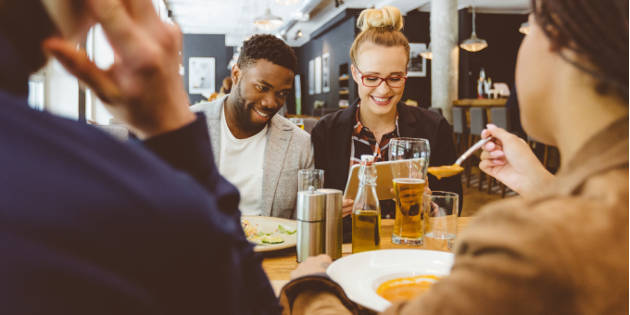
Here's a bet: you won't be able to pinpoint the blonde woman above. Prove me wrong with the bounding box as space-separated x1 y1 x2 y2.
310 6 462 242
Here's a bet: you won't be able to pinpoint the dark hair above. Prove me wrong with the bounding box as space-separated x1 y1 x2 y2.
237 34 298 73
532 0 628 102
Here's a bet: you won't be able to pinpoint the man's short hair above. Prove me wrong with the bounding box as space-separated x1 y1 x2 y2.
237 34 298 73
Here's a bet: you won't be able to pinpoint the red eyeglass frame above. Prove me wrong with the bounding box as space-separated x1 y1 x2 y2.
353 65 408 88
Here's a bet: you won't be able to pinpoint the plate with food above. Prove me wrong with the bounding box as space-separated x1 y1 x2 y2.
241 216 298 252
327 249 454 312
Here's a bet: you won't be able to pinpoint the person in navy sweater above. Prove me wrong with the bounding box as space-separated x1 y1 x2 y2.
0 0 279 314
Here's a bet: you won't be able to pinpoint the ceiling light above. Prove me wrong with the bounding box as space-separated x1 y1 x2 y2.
294 30 303 40
254 8 283 31
420 43 432 60
276 0 300 4
519 21 530 35
460 6 488 53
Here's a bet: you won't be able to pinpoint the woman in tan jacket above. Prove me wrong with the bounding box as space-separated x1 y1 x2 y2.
281 0 628 314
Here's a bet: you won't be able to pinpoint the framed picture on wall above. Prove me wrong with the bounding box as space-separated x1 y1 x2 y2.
322 52 330 93
407 43 427 77
308 59 315 95
315 56 322 94
188 57 215 96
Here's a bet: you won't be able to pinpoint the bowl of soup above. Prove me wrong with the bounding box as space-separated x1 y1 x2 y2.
327 249 453 312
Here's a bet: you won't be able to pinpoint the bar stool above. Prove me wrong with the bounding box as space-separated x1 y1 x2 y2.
469 107 487 190
489 107 508 197
451 107 468 157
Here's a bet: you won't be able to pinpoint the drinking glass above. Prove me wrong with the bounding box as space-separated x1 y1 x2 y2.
389 137 430 245
289 117 305 130
423 191 459 251
298 169 324 192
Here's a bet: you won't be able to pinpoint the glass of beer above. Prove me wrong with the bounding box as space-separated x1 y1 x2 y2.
389 138 430 245
289 117 305 130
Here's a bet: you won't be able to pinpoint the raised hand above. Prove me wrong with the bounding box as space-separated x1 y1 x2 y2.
479 124 554 197
43 0 195 139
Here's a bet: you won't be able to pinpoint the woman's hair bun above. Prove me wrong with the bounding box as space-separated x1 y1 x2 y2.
357 6 404 32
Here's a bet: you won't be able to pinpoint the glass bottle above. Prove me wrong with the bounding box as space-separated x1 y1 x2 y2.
352 155 381 253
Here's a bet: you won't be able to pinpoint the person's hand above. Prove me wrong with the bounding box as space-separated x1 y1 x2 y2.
291 255 332 279
43 0 195 139
480 124 554 197
342 198 353 218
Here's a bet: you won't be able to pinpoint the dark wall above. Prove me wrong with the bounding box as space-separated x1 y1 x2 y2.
182 34 233 104
402 10 431 108
458 11 527 98
294 15 358 115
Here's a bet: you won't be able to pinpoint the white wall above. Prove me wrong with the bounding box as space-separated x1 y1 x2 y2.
43 60 79 119
31 0 171 124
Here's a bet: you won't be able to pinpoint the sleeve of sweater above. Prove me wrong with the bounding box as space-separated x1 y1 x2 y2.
142 113 240 218
142 114 281 314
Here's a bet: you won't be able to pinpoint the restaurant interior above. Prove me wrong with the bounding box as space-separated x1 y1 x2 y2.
17 0 626 313
29 0 545 213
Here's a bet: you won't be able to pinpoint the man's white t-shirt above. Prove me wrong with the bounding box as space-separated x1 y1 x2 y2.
219 105 268 216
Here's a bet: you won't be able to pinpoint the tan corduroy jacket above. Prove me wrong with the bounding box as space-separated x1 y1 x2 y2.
281 117 629 315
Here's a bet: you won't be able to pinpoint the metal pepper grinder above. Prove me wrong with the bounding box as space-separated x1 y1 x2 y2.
318 188 343 260
296 189 326 262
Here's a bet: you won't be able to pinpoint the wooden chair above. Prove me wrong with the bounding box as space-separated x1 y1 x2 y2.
451 107 469 157
488 107 508 197
468 107 487 190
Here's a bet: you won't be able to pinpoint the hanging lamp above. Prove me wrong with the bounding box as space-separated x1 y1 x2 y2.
519 21 530 34
420 43 432 60
254 7 283 31
460 6 488 52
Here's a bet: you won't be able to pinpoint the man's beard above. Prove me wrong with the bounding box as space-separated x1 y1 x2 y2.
231 80 275 134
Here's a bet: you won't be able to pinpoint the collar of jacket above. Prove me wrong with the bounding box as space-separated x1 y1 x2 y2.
537 116 629 198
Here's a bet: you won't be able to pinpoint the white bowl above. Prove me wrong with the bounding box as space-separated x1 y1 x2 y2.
326 249 454 312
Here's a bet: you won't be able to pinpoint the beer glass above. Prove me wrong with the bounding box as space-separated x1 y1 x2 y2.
389 137 430 245
423 191 459 251
298 169 324 192
289 117 305 130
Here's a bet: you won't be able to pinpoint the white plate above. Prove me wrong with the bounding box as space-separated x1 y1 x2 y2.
242 216 297 252
327 249 454 312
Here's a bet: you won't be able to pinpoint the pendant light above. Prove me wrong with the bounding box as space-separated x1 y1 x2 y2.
519 21 530 34
254 7 283 31
420 43 432 60
460 6 488 52
276 0 300 4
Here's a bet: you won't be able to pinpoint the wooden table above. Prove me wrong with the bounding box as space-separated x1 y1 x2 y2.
453 98 507 107
263 217 473 294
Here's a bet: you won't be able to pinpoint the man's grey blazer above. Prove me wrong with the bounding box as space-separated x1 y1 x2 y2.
191 96 314 219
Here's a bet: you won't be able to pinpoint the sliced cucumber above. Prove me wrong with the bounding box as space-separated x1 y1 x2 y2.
261 236 284 244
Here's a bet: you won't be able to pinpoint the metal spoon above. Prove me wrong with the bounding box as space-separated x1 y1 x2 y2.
428 138 492 179
454 137 492 166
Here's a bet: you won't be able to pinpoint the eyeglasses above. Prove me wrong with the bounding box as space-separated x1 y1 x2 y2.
354 65 407 88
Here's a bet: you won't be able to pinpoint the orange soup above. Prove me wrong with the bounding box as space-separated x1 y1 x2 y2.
376 275 441 302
